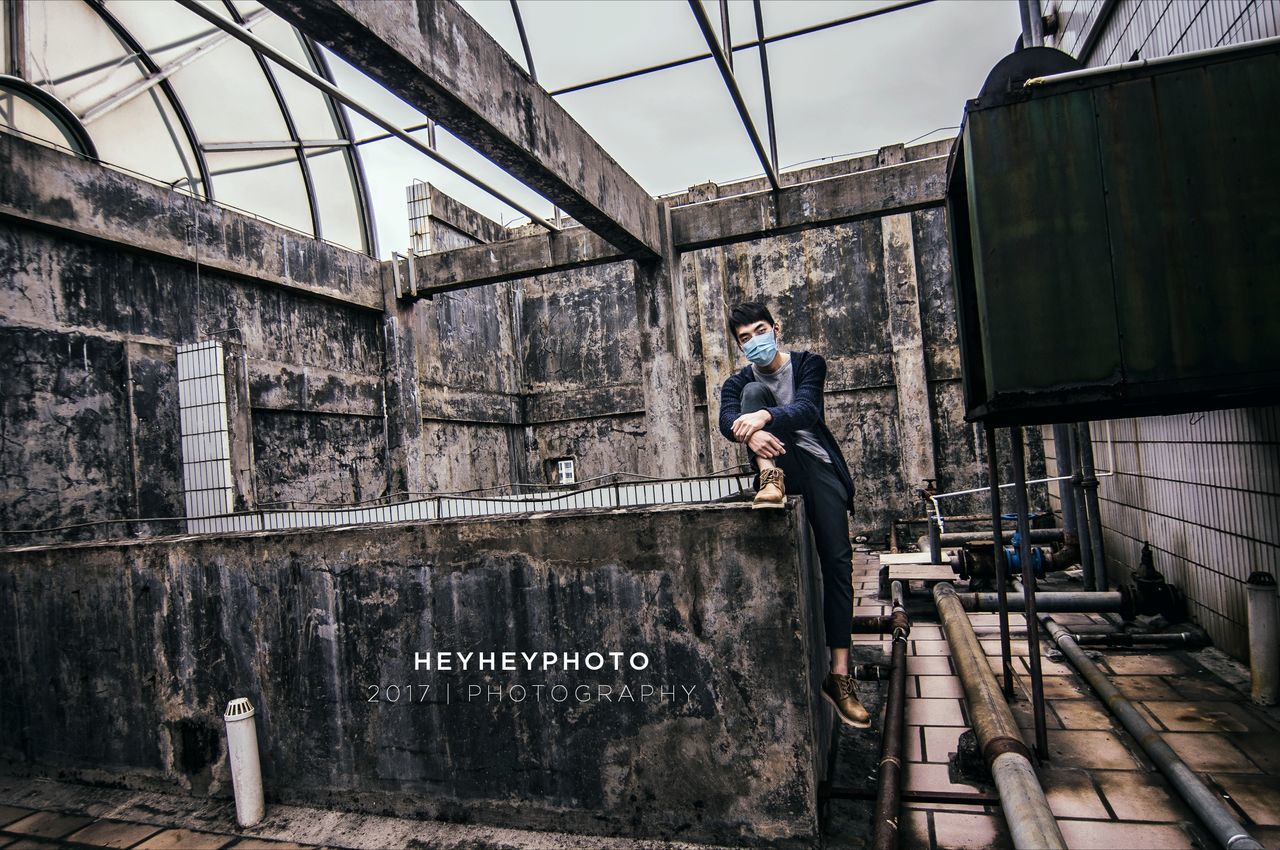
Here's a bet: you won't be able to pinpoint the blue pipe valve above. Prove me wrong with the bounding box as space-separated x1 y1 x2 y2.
1004 532 1046 578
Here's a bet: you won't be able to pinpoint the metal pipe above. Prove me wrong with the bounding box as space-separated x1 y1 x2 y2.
751 0 780 175
687 0 781 192
1076 422 1108 591
934 584 1066 850
1018 0 1044 48
1026 34 1280 86
940 529 1064 545
547 0 934 97
1010 427 1048 757
509 0 538 83
1041 617 1263 850
1051 424 1078 536
985 425 1015 697
1067 631 1207 649
1246 572 1278 706
1068 426 1097 590
958 590 1125 613
873 580 910 850
173 0 561 233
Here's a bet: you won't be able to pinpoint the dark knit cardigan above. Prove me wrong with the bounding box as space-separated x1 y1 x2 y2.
718 350 856 513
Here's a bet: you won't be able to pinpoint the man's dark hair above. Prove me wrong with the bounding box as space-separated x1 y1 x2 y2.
726 302 775 338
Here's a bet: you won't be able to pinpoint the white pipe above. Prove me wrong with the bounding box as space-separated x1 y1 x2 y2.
929 420 1116 531
224 697 265 827
1025 35 1280 86
1247 573 1279 706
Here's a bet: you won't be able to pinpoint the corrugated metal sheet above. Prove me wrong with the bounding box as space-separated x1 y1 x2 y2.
1038 3 1280 663
948 41 1280 424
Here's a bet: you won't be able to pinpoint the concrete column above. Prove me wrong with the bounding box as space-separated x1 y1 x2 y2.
380 267 428 498
690 247 738 474
633 205 699 477
881 211 937 494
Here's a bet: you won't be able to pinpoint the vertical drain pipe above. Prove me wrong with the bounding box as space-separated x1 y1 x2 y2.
1040 617 1262 849
1247 572 1278 705
224 697 265 827
934 583 1066 849
1010 427 1048 757
1076 422 1108 592
873 580 910 850
1069 428 1097 590
985 425 1015 697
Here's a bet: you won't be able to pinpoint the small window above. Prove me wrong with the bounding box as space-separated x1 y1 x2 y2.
555 458 575 486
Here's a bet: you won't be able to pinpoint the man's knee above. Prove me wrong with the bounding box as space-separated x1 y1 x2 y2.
740 382 774 413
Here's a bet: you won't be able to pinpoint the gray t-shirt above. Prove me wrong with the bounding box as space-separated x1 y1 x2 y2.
751 355 831 463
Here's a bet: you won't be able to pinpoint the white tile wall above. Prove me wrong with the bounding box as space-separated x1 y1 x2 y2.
1045 406 1280 660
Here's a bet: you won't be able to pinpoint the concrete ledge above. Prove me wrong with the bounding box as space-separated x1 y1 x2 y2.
0 503 832 847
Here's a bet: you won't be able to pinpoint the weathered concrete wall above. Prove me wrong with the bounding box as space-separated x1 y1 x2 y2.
0 135 393 538
504 154 1046 538
0 503 832 847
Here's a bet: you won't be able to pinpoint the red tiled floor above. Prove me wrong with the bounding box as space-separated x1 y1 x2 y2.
1214 774 1280 826
1039 768 1110 819
901 808 932 848
0 808 33 828
135 829 236 849
917 676 965 698
1056 819 1194 849
1102 654 1188 676
906 698 966 727
1043 730 1142 770
1049 698 1115 730
907 656 953 676
931 811 1010 849
1026 675 1086 699
1230 732 1280 773
1142 700 1267 733
922 725 969 764
1113 676 1182 701
1163 732 1263 772
904 725 925 762
6 812 94 839
1166 677 1243 701
65 820 164 848
1093 769 1186 822
912 640 952 656
904 762 988 795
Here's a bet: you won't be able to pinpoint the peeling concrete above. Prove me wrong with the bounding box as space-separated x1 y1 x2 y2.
0 503 832 847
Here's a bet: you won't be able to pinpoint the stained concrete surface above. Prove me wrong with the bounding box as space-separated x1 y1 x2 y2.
0 502 832 848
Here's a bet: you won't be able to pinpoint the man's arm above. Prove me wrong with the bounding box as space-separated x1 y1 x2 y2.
718 370 749 442
765 354 826 434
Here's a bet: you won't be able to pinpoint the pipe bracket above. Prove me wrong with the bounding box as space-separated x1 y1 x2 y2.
982 734 1032 773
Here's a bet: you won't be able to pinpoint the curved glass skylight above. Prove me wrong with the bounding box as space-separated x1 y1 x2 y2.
9 0 374 253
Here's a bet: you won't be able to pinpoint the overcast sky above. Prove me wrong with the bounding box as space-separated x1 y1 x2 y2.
330 1 1022 257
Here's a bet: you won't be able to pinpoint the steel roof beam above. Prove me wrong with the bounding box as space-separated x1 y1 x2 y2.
550 0 934 97
260 0 662 261
173 0 560 234
688 0 780 193
398 154 949 300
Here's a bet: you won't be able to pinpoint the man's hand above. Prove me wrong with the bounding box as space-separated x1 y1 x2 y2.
746 430 786 459
732 409 772 442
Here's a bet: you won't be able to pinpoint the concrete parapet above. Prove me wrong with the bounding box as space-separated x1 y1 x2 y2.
0 502 832 847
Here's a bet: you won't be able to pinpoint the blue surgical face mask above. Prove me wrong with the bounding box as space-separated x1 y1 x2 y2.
743 329 777 367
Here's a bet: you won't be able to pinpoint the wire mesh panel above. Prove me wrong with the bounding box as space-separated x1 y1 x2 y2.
176 340 235 523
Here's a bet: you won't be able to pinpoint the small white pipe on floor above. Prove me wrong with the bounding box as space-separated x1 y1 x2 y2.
1247 572 1278 706
224 697 265 827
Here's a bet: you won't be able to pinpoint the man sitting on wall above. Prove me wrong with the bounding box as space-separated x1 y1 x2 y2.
718 301 869 728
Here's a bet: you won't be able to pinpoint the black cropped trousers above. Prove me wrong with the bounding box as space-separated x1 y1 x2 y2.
740 382 853 649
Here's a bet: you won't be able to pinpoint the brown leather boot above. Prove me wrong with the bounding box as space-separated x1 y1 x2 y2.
821 672 872 728
752 467 786 509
